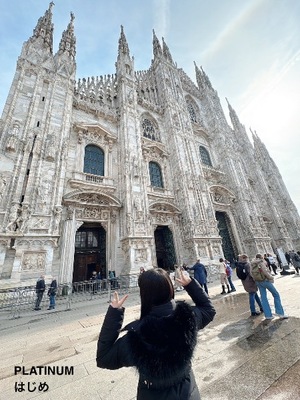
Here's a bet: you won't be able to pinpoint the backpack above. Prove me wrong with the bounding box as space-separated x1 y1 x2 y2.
236 264 248 280
226 264 232 277
251 263 265 282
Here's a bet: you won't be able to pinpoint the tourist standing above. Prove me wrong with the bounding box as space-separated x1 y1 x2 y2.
47 277 57 310
187 259 208 294
34 275 45 310
218 258 231 294
250 254 288 320
236 254 263 316
225 260 236 292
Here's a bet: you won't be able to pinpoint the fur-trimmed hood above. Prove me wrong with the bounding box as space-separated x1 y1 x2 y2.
125 301 197 386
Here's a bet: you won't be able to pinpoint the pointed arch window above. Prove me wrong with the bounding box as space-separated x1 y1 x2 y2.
187 102 197 123
149 161 164 188
84 144 104 176
199 146 212 167
142 118 160 141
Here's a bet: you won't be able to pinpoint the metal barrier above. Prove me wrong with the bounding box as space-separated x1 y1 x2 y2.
0 274 141 319
206 265 221 283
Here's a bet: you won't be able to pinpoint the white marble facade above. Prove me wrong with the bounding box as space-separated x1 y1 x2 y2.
0 4 299 286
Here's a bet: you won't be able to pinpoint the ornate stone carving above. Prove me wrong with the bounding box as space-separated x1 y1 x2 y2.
0 173 9 204
5 203 21 232
53 206 62 233
22 251 46 271
210 185 235 205
83 206 102 219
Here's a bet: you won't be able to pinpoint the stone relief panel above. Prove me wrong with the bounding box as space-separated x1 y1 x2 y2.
197 243 208 258
210 185 235 205
29 216 50 232
212 245 222 257
75 207 112 222
134 248 147 262
76 193 110 205
21 251 46 272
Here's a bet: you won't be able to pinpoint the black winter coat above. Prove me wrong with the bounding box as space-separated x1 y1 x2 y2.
96 278 216 400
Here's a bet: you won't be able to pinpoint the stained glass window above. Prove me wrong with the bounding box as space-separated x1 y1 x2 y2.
84 145 104 176
149 161 163 188
199 146 212 166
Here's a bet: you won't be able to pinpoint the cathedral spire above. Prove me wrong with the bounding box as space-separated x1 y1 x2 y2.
162 37 174 64
57 11 76 60
116 26 134 77
252 130 278 171
152 29 162 58
118 25 130 57
252 129 266 153
31 2 54 53
226 97 242 130
194 62 212 90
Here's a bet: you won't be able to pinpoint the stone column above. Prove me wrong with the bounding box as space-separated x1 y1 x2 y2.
59 208 83 284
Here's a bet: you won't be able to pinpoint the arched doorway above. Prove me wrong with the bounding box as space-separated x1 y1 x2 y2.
73 223 106 282
215 211 236 262
154 226 177 270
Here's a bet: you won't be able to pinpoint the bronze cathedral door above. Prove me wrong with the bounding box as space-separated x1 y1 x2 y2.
154 226 177 270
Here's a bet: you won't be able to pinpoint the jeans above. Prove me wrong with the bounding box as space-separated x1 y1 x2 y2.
256 281 285 318
49 294 56 308
227 276 236 291
249 292 263 313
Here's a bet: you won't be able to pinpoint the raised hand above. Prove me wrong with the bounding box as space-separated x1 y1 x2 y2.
110 291 129 309
176 270 192 287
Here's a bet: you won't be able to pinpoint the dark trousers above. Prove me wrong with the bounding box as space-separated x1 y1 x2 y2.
35 292 44 309
271 263 277 274
200 282 208 294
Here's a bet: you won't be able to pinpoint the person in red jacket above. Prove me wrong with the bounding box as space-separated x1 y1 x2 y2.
96 267 216 400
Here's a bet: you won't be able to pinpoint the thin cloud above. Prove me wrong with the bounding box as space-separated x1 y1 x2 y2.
153 0 171 38
200 0 264 62
239 49 300 117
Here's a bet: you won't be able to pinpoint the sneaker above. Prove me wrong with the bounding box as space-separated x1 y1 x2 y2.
251 312 261 316
265 316 274 320
231 289 236 292
275 314 289 319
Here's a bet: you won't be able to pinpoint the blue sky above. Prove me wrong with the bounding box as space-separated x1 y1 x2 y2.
0 0 300 212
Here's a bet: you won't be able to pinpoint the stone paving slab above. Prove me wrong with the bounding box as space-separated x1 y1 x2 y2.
0 275 300 399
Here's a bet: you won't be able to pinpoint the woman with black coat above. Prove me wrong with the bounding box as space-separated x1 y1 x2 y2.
96 267 216 399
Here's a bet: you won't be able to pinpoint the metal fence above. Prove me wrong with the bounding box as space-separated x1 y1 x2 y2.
0 267 222 319
0 274 140 319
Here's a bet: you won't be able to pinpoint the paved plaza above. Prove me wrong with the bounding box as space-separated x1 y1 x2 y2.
0 274 300 400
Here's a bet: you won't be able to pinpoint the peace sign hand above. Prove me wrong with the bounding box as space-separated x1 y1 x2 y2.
110 291 129 309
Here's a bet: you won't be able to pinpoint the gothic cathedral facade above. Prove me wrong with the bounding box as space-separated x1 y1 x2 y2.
0 4 299 286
